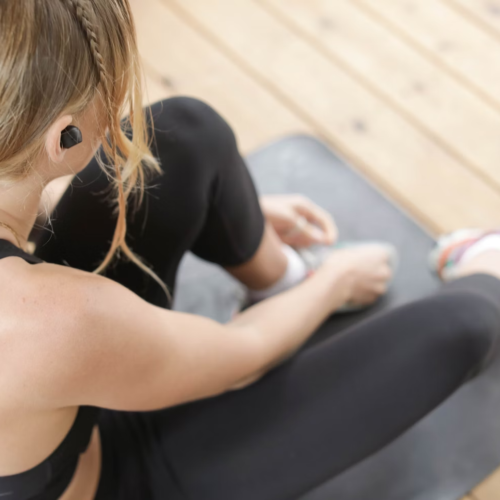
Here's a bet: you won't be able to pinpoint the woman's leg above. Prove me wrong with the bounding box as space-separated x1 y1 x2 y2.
34 96 285 306
35 97 500 499
136 273 499 500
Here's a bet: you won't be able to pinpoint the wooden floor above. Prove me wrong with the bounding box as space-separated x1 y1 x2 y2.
130 0 500 498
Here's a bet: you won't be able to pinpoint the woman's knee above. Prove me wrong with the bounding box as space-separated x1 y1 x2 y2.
426 290 500 376
147 96 238 168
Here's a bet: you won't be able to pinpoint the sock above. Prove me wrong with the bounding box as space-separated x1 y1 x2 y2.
248 245 308 303
461 234 500 264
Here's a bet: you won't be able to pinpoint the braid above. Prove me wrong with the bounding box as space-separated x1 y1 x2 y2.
65 0 126 200
61 0 169 298
64 0 117 147
65 0 108 92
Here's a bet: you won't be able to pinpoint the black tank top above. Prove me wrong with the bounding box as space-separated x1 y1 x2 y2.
0 239 100 500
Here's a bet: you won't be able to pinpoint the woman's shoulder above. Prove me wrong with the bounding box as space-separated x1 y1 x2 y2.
0 256 98 332
0 258 105 410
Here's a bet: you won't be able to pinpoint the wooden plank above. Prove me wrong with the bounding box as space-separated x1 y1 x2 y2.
167 0 500 234
355 0 500 111
143 69 172 105
473 467 500 499
262 0 500 193
130 0 312 153
447 0 500 39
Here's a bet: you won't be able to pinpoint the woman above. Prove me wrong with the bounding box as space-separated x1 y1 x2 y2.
1 1 500 499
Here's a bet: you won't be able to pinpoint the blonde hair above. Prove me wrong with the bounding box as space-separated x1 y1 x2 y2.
0 0 168 294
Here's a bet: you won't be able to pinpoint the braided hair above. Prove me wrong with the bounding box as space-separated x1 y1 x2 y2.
0 0 167 297
63 0 169 297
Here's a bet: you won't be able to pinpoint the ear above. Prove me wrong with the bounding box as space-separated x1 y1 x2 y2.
45 115 74 163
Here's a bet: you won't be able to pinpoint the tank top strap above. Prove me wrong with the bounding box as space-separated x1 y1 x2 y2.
0 239 43 264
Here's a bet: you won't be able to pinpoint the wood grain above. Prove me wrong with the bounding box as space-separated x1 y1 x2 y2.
131 0 312 153
168 0 500 233
263 0 500 191
447 0 500 40
143 69 172 105
355 0 500 112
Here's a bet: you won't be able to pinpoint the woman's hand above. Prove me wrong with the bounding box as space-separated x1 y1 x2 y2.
322 244 394 311
260 194 338 248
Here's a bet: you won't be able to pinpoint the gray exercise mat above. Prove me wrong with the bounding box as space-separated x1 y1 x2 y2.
173 135 500 500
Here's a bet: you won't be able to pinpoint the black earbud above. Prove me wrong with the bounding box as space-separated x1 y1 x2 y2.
60 125 83 149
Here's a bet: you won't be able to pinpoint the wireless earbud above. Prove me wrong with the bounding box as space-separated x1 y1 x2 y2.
60 125 83 149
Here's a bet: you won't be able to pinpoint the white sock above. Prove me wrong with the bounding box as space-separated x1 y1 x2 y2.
248 245 308 303
461 235 500 264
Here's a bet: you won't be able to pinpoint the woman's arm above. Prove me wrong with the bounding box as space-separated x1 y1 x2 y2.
226 269 346 389
19 246 389 412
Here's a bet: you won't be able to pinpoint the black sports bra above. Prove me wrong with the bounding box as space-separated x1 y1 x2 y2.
0 239 100 500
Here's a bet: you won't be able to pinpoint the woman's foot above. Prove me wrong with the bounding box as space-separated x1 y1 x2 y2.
296 241 398 312
246 240 399 311
456 250 500 281
429 229 500 281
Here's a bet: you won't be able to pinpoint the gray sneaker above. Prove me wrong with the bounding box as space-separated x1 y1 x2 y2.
233 241 399 317
297 241 399 313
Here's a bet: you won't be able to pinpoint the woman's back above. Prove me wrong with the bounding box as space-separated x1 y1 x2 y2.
0 243 101 500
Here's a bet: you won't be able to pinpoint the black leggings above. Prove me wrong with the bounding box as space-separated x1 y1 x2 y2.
35 98 500 500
